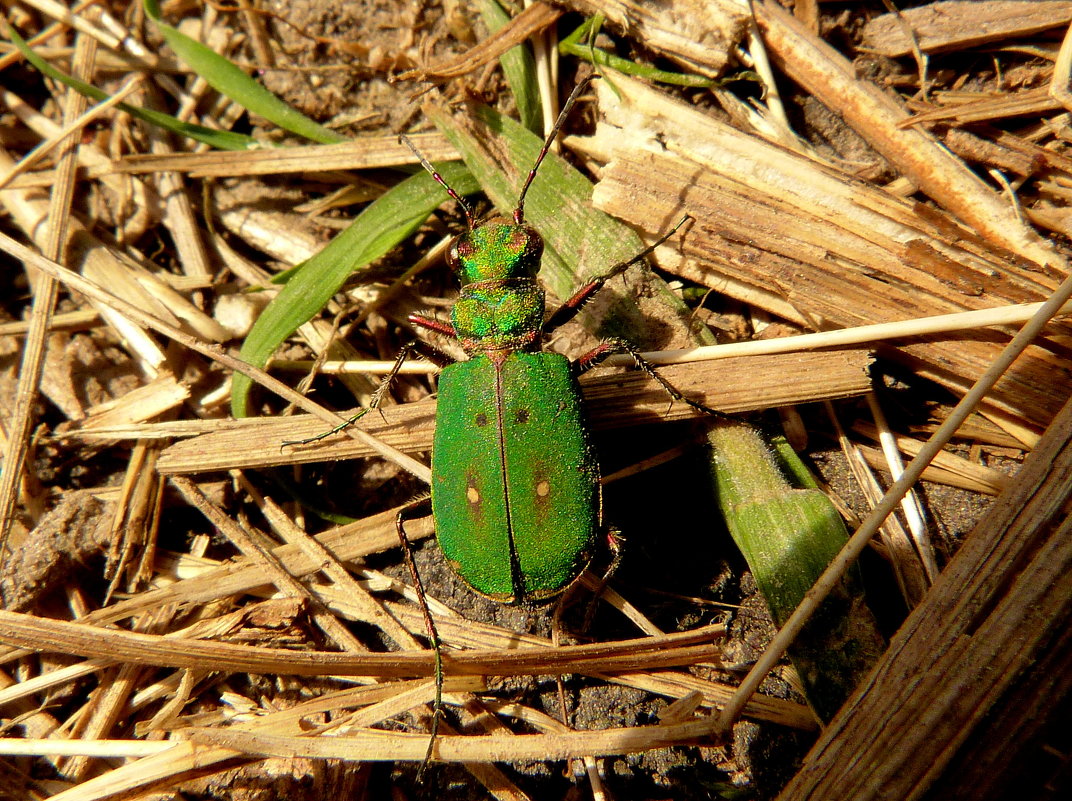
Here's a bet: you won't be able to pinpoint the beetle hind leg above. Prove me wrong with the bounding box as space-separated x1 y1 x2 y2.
577 525 625 632
396 495 442 781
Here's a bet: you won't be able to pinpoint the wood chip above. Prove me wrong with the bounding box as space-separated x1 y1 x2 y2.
861 0 1072 57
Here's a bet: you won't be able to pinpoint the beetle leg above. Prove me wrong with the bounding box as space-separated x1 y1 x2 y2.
396 495 442 781
282 341 429 449
576 337 722 418
542 214 692 334
579 525 625 632
572 339 619 374
409 313 458 340
549 524 624 639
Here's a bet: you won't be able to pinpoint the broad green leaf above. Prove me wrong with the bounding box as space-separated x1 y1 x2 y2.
143 0 346 143
231 163 479 417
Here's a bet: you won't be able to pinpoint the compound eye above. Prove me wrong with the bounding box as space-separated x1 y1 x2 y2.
517 227 543 261
510 228 531 250
447 236 471 270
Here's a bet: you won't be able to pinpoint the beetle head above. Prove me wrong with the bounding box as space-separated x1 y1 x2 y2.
448 218 543 287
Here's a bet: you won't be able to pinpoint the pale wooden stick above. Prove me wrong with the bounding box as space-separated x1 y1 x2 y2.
606 299 1072 367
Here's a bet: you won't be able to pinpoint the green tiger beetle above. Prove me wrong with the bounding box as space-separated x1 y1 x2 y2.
299 78 719 772
398 78 716 603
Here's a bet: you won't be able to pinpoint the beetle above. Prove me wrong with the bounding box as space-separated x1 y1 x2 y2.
419 213 601 603
396 80 714 607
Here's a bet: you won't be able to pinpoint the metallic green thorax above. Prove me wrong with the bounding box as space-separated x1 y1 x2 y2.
430 216 600 602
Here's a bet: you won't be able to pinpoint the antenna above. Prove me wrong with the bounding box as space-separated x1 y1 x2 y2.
400 133 476 229
514 75 600 225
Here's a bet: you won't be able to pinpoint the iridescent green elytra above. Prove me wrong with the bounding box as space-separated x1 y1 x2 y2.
427 220 600 602
432 352 598 601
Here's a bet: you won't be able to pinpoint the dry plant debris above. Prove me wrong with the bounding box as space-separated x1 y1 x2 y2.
0 1 1070 800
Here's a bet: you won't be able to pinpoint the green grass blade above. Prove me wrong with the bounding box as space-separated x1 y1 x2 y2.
231 163 478 417
475 0 542 133
143 0 346 144
559 17 715 88
6 24 258 151
706 421 886 721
